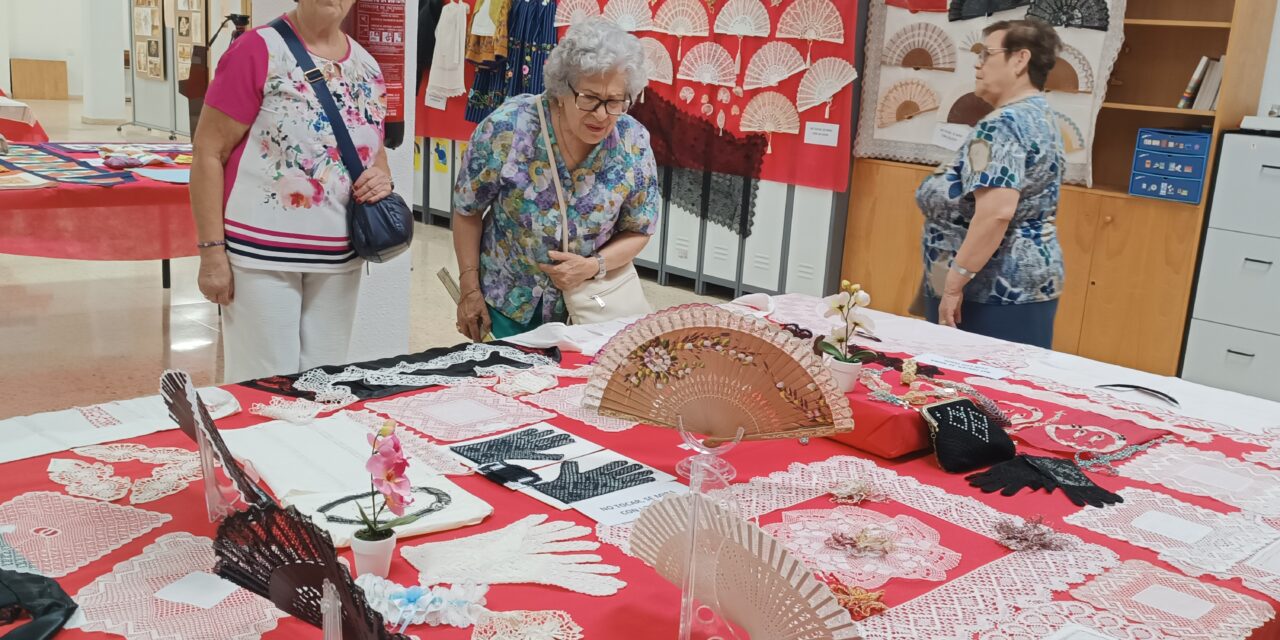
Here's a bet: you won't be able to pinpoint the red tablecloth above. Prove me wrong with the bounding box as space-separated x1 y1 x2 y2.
6 352 1279 639
0 88 49 144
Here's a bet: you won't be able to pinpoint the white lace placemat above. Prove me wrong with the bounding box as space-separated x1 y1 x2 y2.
521 384 638 433
73 532 285 640
366 387 555 442
470 609 583 640
976 600 1173 640
1115 443 1280 516
340 410 473 476
0 491 171 577
74 443 202 504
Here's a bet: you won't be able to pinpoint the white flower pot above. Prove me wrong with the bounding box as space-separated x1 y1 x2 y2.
351 530 397 578
826 357 863 394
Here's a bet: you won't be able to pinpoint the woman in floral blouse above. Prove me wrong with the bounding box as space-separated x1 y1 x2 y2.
915 19 1065 348
452 18 660 340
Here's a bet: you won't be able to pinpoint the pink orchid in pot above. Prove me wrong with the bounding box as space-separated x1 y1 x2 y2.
818 281 878 394
352 420 419 578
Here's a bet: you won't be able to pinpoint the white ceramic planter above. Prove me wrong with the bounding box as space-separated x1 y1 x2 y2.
351 530 397 578
826 358 863 394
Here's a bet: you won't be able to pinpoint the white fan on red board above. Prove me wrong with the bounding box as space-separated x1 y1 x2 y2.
677 42 738 88
603 0 654 32
714 0 772 74
554 0 599 28
653 0 709 59
776 0 845 66
641 37 675 85
740 92 800 154
743 41 807 90
797 56 857 119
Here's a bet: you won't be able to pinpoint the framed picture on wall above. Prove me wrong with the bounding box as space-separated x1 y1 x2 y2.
151 8 161 35
147 39 160 58
134 43 149 76
191 12 203 44
133 7 152 37
177 15 191 37
178 0 191 10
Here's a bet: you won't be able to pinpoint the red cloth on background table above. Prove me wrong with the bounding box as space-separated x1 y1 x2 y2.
9 351 1279 639
0 88 49 144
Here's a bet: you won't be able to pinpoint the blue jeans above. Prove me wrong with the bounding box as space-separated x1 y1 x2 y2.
925 297 1059 349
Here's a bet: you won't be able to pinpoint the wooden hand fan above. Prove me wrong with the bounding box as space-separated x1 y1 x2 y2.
583 304 854 445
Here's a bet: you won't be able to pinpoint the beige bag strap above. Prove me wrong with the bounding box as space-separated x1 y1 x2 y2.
535 95 570 254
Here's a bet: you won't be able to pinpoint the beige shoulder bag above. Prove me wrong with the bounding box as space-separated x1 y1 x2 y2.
535 95 652 325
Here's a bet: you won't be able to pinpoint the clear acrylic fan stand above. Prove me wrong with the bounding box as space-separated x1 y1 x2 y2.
195 425 237 522
676 418 744 640
321 579 343 640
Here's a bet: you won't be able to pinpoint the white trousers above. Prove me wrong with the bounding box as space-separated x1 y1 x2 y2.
221 265 363 383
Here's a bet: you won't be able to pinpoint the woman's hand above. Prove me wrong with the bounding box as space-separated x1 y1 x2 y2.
198 249 234 305
937 290 963 328
353 166 394 203
456 290 491 342
538 250 598 292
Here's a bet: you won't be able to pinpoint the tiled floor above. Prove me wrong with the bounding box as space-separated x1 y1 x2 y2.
0 99 719 418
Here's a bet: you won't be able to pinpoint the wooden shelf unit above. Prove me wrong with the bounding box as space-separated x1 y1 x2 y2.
842 0 1279 375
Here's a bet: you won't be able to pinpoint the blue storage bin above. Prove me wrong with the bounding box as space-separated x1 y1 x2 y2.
1136 128 1211 157
1133 149 1208 180
1129 171 1203 205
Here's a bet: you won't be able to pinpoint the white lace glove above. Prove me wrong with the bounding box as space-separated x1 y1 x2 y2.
401 514 626 596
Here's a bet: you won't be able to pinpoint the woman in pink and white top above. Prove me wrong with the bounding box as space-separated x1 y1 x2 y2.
190 0 393 382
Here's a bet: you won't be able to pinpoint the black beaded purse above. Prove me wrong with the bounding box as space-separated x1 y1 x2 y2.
921 398 1017 473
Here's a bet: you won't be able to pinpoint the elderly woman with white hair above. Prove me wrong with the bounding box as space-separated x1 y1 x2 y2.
452 18 661 341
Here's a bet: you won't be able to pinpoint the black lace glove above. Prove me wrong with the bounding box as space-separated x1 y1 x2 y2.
1025 455 1124 508
966 456 1059 496
532 460 656 504
450 428 574 466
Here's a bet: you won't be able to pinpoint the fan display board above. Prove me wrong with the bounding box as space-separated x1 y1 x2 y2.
853 0 1127 186
582 304 854 445
417 0 859 192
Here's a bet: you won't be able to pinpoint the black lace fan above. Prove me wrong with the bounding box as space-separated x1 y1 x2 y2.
1026 0 1110 31
160 370 272 507
213 502 409 640
948 0 1030 20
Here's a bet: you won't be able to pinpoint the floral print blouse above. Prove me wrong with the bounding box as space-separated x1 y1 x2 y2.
454 93 662 325
915 94 1065 305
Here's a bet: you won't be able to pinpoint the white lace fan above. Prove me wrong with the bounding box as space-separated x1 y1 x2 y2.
744 41 806 90
776 0 845 66
875 79 939 128
603 0 654 32
883 22 956 71
797 56 857 118
677 42 737 88
654 0 709 59
581 304 852 444
1046 44 1095 93
714 0 772 74
555 0 599 28
631 492 863 639
741 91 800 154
642 37 675 85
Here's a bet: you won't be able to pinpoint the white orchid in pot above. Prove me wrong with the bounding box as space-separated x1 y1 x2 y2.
818 281 877 393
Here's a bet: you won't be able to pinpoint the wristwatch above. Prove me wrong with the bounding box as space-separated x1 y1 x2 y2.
593 254 607 280
951 263 979 280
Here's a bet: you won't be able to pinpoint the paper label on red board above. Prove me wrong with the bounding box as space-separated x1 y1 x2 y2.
425 93 448 111
804 122 840 147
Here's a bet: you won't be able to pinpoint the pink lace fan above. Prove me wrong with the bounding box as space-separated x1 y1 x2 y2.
883 22 956 71
741 91 800 153
714 0 772 73
654 0 709 58
581 304 853 444
603 0 654 32
797 57 857 118
744 41 806 90
555 0 599 27
875 79 939 128
677 42 737 87
777 0 845 66
642 37 675 85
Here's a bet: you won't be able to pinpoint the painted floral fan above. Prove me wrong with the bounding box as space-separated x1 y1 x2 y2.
887 0 948 12
876 79 939 128
654 0 709 58
642 37 675 85
883 22 956 71
798 57 858 118
776 0 845 65
744 41 806 90
582 304 853 444
555 0 599 27
603 0 654 32
630 492 862 639
1046 44 1095 93
948 0 1030 21
714 0 772 73
1027 0 1110 31
741 92 801 153
678 42 738 87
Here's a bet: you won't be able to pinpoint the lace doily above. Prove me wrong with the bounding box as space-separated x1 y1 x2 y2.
75 443 203 504
249 396 326 423
366 387 555 442
522 384 638 433
1245 445 1280 471
470 609 583 640
0 491 171 577
1115 443 1280 516
1071 560 1275 638
1063 487 1279 576
74 532 285 640
761 506 960 588
493 372 558 397
977 600 1173 640
47 459 131 502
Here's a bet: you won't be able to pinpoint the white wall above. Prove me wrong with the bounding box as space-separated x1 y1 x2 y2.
0 2 12 94
1262 6 1280 116
7 0 88 96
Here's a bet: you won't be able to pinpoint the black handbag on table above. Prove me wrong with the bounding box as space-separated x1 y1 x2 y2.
921 398 1017 473
271 18 413 263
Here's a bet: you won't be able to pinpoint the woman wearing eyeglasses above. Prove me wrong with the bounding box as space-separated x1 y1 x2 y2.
915 18 1065 348
451 18 659 341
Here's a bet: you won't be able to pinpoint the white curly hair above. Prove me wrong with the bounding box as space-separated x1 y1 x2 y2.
543 18 649 101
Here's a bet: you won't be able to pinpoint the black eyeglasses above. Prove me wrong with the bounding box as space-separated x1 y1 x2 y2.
568 83 631 116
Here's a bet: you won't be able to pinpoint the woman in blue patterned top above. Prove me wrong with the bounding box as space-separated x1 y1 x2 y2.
915 19 1065 348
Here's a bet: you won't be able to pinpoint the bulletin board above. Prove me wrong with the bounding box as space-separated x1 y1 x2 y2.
132 0 167 81
173 0 208 81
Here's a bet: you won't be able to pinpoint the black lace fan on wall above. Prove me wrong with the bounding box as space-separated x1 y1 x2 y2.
948 0 1031 21
1026 0 1110 31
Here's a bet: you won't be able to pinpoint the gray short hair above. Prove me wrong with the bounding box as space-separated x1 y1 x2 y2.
543 18 648 100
